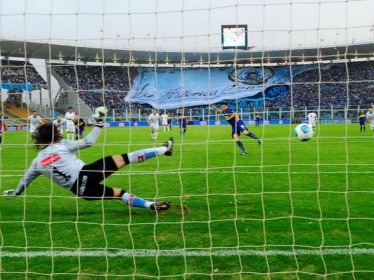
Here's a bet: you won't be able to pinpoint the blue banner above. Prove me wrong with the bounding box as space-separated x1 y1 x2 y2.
125 64 320 109
1 83 34 91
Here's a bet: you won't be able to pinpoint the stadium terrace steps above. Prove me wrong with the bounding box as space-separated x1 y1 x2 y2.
4 107 29 123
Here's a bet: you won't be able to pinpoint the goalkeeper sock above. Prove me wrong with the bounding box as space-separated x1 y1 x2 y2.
126 147 167 163
121 192 152 208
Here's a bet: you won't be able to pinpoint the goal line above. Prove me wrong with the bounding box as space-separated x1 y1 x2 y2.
2 247 374 258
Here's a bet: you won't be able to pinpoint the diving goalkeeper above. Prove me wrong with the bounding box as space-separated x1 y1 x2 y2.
3 107 173 211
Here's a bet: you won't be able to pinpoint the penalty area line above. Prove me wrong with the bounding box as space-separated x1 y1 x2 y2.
2 248 374 258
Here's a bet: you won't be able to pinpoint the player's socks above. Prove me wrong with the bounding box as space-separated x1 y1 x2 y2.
247 132 260 140
121 192 152 208
126 148 164 162
125 139 173 163
236 141 246 153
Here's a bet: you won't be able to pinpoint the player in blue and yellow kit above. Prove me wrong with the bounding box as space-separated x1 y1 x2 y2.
177 108 187 137
357 109 366 132
75 114 86 139
255 113 262 127
211 103 262 155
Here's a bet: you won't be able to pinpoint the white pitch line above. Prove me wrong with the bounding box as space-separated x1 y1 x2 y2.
1 248 374 258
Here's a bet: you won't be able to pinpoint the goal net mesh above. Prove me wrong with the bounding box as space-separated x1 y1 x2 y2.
1 0 374 279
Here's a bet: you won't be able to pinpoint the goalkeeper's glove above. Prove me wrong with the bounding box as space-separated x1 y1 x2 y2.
3 189 18 196
92 107 108 128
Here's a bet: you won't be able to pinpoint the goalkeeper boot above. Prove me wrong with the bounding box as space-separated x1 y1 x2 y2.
3 189 17 196
151 201 172 211
162 137 174 156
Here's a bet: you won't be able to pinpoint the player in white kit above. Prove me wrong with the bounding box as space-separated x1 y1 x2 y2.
28 111 43 138
53 116 65 137
160 111 169 131
148 108 160 141
3 110 174 211
64 107 76 140
366 106 374 132
307 111 318 132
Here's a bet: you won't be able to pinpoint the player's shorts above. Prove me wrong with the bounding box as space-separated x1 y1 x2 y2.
308 121 316 127
150 124 159 130
65 124 75 133
162 121 168 126
231 120 247 136
178 121 187 128
370 123 374 130
359 120 366 125
70 156 119 200
30 125 37 133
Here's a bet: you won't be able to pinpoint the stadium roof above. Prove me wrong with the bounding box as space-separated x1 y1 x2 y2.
0 39 373 65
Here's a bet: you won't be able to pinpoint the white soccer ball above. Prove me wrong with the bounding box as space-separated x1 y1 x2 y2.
93 106 108 119
294 123 313 141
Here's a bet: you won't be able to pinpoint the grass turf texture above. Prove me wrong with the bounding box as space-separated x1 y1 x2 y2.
1 123 373 279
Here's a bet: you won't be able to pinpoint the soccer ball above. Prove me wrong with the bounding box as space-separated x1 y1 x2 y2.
294 123 313 141
93 106 108 119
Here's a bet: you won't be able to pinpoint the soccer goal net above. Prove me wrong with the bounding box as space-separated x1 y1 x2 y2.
1 0 374 279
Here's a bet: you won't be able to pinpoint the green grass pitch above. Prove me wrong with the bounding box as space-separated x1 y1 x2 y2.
1 123 373 279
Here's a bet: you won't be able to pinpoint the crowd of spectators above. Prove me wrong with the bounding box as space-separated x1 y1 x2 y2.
222 61 374 111
52 61 374 117
1 60 46 86
52 65 139 112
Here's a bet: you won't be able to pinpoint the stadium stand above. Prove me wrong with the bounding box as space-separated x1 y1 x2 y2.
4 107 29 123
52 61 374 115
1 59 46 86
